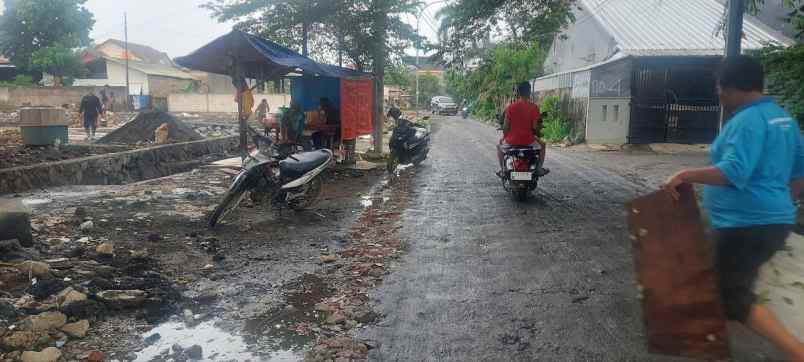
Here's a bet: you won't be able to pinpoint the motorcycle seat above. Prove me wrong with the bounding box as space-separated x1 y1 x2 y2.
280 150 331 179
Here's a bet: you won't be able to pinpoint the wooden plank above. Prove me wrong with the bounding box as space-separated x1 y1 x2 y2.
626 184 731 361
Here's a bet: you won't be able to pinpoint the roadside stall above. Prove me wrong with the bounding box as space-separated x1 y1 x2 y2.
175 30 374 162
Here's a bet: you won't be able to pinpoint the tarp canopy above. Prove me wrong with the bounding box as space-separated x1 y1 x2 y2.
175 30 371 80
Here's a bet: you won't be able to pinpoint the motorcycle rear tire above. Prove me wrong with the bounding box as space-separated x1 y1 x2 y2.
209 188 247 228
514 188 529 202
289 176 324 211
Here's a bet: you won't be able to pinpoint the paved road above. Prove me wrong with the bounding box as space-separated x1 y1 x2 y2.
359 116 782 361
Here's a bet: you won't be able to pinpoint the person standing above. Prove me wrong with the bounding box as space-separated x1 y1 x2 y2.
79 91 102 141
255 99 270 121
664 55 804 362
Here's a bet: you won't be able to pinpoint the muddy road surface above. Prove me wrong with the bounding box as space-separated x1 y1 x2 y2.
358 116 782 361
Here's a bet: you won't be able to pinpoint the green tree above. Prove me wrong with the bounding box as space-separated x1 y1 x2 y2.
436 0 575 63
31 44 86 87
0 0 95 74
445 43 545 120
203 0 422 151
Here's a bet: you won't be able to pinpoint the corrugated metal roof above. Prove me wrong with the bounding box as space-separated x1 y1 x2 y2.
105 57 195 80
581 0 795 56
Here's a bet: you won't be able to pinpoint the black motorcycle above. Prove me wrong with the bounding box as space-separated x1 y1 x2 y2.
209 131 333 228
387 109 431 172
497 113 542 201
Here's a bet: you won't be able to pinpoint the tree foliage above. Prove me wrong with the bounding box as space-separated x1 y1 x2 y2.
31 44 86 87
753 44 804 123
436 0 575 63
748 0 804 38
385 65 442 107
203 0 422 70
445 43 546 120
0 0 94 73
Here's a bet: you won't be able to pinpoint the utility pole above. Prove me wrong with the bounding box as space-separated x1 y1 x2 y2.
725 0 745 57
124 12 131 111
415 0 447 109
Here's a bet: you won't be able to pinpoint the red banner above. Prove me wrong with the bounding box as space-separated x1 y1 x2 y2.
340 79 374 141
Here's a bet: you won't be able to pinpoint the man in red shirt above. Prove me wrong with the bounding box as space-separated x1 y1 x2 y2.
497 81 548 177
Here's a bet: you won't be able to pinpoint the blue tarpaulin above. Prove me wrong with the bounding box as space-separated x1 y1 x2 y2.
174 30 370 80
291 77 340 112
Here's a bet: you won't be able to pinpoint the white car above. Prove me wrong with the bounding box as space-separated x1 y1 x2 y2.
429 96 458 116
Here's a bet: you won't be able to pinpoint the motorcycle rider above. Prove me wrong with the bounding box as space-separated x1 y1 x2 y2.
497 81 549 177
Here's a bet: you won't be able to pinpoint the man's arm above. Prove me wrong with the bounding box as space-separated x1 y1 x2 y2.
663 167 730 199
502 113 511 135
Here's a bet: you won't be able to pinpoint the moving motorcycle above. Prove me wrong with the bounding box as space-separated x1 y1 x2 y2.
497 113 541 201
209 131 333 228
387 108 431 173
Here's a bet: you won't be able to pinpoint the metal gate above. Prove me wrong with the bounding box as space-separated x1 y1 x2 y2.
629 58 721 144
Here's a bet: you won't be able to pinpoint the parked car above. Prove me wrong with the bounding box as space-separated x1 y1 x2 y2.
429 96 458 116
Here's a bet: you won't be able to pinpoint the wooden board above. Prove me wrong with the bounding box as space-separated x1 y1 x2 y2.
626 184 731 361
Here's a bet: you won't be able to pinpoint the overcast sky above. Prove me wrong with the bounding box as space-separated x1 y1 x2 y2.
85 0 445 60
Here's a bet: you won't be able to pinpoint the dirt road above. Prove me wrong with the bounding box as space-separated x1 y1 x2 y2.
358 116 782 361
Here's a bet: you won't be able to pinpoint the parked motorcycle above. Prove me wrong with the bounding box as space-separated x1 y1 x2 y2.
387 108 431 173
496 113 541 201
460 106 469 119
208 131 333 228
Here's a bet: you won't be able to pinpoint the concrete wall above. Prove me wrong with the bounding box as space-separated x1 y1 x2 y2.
168 93 290 113
149 75 195 99
0 86 128 109
544 5 618 74
0 136 237 194
586 97 631 144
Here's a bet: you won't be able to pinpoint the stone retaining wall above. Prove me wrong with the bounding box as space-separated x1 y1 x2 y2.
0 136 237 194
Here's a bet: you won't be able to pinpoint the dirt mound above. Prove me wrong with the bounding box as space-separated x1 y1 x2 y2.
98 111 203 144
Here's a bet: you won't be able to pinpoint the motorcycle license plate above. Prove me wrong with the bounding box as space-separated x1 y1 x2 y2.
510 172 532 181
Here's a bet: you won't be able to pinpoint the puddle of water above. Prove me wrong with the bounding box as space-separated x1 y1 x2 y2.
134 319 302 362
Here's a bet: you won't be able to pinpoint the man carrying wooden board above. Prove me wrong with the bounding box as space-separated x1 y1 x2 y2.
664 55 804 361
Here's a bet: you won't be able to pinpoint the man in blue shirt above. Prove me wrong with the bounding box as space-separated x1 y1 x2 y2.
665 55 804 361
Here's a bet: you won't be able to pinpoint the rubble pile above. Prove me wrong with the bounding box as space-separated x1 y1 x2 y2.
190 124 239 138
303 172 414 362
0 206 182 361
97 111 203 145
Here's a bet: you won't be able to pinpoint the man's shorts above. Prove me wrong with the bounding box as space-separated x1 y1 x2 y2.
83 114 98 129
713 224 792 322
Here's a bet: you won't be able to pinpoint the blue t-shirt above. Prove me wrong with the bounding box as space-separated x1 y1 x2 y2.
703 97 804 229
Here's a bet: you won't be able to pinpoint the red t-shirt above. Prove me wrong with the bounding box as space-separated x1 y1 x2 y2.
504 100 540 145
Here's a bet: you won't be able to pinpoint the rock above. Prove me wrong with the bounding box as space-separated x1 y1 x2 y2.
6 350 21 361
79 221 94 232
325 312 347 325
144 332 161 346
56 287 87 308
66 246 86 258
0 199 33 247
0 238 22 254
0 266 28 293
60 319 89 338
146 232 162 242
95 243 114 256
171 343 183 353
0 300 19 321
29 278 65 300
319 255 338 263
1 331 38 350
61 299 101 319
20 347 61 362
26 311 67 332
314 303 335 313
85 350 105 362
185 344 203 360
15 261 50 277
97 290 146 309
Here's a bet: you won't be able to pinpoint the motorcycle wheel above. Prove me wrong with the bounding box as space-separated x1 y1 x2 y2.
209 188 247 228
514 188 529 202
288 176 324 211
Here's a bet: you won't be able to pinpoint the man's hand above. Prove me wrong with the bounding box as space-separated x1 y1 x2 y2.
662 170 687 201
